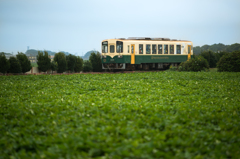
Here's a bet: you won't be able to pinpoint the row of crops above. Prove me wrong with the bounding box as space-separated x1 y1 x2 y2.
0 72 240 158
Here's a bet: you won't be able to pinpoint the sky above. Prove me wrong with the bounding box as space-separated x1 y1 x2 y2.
0 0 240 56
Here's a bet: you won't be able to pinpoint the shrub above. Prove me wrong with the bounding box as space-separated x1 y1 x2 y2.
178 56 209 72
83 60 92 72
167 65 178 71
217 51 240 72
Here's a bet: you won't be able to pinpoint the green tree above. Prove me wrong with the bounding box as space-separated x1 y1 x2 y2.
199 51 217 68
217 51 240 72
54 52 67 73
83 60 92 72
37 51 51 72
74 56 83 72
16 52 31 73
66 54 77 72
0 52 10 74
89 52 102 72
8 56 22 73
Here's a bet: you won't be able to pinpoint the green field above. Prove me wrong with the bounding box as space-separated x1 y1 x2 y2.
0 72 240 158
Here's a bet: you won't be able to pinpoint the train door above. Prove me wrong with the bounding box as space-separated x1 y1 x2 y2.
187 45 191 60
131 44 135 64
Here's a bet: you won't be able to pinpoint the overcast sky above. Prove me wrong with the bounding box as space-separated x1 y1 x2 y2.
0 0 240 56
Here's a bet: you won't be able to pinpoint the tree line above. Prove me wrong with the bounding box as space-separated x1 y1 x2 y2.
193 43 240 55
0 51 102 74
0 52 31 74
37 51 102 73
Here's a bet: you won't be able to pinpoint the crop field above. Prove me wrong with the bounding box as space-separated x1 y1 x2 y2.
0 72 240 158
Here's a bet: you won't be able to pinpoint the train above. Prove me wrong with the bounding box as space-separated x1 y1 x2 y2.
101 37 193 70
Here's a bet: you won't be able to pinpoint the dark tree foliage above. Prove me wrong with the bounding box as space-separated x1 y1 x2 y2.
89 52 102 72
217 51 240 72
37 51 51 72
199 51 218 68
74 56 83 72
66 54 77 72
54 52 67 73
214 51 228 62
83 60 92 72
178 56 209 72
16 52 31 73
8 57 22 73
0 53 10 74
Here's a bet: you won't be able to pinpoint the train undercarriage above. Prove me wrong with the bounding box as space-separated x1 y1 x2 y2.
102 63 180 71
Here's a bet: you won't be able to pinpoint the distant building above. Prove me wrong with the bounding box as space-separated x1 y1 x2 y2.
27 55 37 63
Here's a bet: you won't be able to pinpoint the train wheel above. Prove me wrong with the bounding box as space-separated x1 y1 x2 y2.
143 64 149 70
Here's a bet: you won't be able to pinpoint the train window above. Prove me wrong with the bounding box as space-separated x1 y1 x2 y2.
152 44 156 54
116 41 123 53
102 41 108 53
158 44 162 54
128 45 130 53
139 44 143 54
110 45 115 53
170 45 174 54
177 45 181 54
164 45 168 54
146 44 151 54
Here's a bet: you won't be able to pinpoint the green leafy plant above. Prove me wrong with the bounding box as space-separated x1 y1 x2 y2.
1 72 240 158
179 56 209 72
167 65 178 71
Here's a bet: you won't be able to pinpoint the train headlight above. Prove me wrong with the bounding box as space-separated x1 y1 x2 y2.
118 55 122 58
102 56 106 58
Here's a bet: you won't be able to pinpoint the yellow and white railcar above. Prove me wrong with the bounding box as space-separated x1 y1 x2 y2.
101 37 193 70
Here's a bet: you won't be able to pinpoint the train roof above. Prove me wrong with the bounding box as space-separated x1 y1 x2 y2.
102 37 191 42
